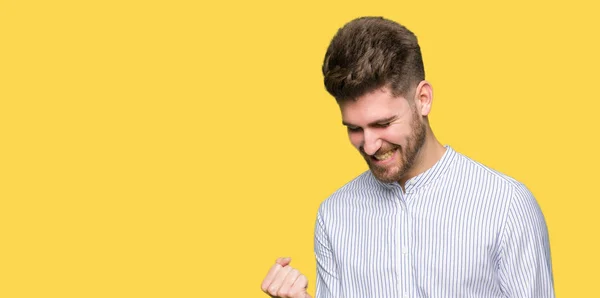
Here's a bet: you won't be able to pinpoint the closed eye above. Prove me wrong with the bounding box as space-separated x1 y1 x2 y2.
346 126 362 132
375 122 391 128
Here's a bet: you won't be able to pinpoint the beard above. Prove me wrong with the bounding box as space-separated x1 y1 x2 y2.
362 109 427 183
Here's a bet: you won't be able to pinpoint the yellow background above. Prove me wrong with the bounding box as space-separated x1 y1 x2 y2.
1 0 598 297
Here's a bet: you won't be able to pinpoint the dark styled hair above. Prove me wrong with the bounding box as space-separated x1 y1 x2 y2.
322 17 425 101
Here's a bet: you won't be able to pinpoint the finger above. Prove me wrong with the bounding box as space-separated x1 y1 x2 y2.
288 274 309 298
276 257 292 267
261 263 282 292
266 265 293 296
277 268 300 297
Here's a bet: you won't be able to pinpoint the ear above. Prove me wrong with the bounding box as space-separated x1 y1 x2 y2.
414 80 433 116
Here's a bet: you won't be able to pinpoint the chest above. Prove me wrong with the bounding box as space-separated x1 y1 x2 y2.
327 191 505 282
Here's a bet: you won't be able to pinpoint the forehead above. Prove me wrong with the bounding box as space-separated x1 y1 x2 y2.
339 88 410 124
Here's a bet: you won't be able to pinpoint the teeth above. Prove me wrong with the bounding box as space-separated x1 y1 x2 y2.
374 150 394 161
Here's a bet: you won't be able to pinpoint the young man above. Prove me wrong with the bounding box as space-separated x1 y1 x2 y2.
261 17 554 298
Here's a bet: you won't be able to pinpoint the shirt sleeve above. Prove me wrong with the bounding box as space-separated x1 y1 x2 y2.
314 207 340 298
498 183 555 297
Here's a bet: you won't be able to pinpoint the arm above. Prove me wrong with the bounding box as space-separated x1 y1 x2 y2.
314 209 340 298
498 184 555 297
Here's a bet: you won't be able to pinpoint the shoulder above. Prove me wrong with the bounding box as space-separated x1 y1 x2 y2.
451 150 530 194
317 170 388 215
450 150 543 218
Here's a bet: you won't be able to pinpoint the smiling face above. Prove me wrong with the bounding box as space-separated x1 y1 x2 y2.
340 86 427 183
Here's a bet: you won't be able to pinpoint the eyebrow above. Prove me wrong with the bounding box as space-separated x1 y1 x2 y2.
342 115 398 128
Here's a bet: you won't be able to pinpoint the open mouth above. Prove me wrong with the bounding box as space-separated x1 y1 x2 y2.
373 149 396 161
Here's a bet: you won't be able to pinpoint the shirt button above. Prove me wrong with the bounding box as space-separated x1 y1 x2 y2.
403 292 409 298
402 245 408 254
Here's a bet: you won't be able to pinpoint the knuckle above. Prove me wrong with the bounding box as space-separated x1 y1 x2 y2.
268 286 278 296
298 275 308 285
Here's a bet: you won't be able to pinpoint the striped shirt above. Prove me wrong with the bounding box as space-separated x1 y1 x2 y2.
314 146 554 298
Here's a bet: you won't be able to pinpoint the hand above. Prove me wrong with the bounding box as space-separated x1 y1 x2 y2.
261 257 311 298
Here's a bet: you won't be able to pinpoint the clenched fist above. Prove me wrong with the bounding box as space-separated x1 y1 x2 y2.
261 257 311 298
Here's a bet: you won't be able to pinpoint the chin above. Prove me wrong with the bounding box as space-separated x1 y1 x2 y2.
372 168 403 183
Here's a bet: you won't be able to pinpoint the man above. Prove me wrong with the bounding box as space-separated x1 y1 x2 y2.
261 16 554 298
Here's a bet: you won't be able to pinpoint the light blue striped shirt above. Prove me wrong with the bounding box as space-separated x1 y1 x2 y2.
314 146 554 298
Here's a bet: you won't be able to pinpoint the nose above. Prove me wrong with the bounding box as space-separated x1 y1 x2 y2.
361 129 382 156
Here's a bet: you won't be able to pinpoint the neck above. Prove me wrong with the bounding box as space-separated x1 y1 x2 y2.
398 129 446 189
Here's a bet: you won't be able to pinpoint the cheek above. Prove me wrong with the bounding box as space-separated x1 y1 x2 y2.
348 132 363 148
383 127 411 145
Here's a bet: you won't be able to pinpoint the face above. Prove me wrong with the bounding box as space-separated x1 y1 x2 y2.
339 87 427 183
